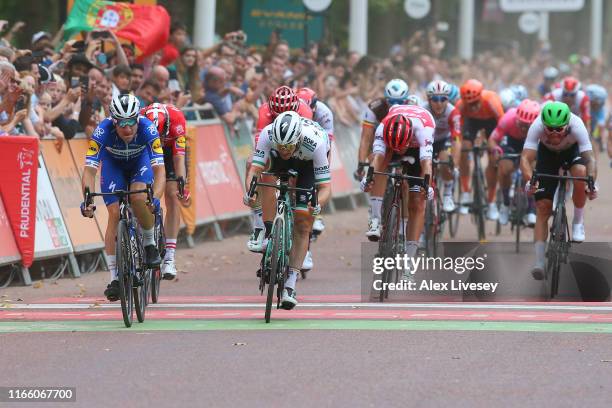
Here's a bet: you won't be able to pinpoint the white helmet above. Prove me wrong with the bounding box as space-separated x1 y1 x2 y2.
272 111 303 148
384 79 409 104
543 66 559 80
110 93 140 120
426 80 451 97
406 94 422 106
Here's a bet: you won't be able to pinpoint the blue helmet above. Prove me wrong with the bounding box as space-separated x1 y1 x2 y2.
586 84 608 104
448 83 460 104
384 79 409 105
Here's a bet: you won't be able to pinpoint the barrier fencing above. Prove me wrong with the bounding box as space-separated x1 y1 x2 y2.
0 107 364 285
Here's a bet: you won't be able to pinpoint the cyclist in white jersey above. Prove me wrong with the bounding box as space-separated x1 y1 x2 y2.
244 112 332 309
520 102 598 279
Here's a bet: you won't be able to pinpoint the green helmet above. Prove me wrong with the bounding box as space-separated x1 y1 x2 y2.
541 101 571 128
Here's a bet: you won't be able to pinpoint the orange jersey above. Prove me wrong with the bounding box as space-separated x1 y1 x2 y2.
455 90 504 121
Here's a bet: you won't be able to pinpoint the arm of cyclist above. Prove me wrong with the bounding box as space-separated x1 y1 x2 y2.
243 127 270 207
311 142 333 214
356 122 375 179
80 166 97 217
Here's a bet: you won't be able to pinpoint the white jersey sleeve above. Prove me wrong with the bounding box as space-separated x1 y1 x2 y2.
569 114 593 153
372 123 386 155
252 124 273 168
313 141 331 185
362 107 378 127
314 101 334 137
414 120 434 160
523 116 543 151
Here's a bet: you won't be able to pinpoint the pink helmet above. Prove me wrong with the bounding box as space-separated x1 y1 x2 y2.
516 99 540 125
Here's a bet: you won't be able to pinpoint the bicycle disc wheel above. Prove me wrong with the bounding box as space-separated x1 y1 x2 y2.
117 220 134 328
265 221 283 323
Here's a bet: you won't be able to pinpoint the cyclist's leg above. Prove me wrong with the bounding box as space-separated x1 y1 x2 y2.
497 138 517 223
460 120 477 212
531 144 559 276
162 147 180 278
365 154 390 240
437 140 455 211
404 149 424 259
482 120 500 219
567 146 588 242
99 160 125 298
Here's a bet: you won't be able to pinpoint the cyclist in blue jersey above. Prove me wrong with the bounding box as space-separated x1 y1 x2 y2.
80 93 166 301
585 84 608 153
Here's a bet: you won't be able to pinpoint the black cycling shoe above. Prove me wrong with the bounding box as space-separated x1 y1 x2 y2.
104 280 120 302
144 245 161 268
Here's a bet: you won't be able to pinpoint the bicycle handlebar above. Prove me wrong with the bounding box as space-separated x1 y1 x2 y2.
531 173 595 191
365 166 430 190
84 184 154 208
247 172 318 207
166 176 186 197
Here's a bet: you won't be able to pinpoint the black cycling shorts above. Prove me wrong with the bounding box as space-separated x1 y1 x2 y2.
385 147 423 190
268 150 315 213
433 139 451 158
534 143 586 201
462 118 498 142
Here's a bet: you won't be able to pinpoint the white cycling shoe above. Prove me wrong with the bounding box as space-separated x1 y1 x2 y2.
442 195 456 212
499 204 509 225
572 223 585 243
247 228 267 253
523 212 536 227
459 192 471 215
366 218 381 241
281 288 298 310
313 217 325 234
302 251 313 271
486 203 499 221
162 259 177 280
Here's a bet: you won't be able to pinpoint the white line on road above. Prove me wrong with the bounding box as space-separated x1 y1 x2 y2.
2 302 612 312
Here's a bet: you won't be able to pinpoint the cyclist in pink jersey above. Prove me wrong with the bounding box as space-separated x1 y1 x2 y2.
489 99 541 226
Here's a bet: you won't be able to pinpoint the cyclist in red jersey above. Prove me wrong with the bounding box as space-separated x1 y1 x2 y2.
247 86 313 252
455 79 504 220
142 103 190 280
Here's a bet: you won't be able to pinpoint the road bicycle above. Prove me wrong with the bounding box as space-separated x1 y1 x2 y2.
247 170 317 323
531 168 594 298
425 155 455 257
366 163 429 302
84 185 157 327
461 143 488 242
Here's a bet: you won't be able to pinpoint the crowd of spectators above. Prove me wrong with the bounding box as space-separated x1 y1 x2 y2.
1 17 612 145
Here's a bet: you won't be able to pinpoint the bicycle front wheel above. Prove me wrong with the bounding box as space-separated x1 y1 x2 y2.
265 220 283 323
378 204 400 302
117 220 134 328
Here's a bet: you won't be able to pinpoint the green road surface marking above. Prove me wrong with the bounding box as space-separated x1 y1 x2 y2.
1 320 612 333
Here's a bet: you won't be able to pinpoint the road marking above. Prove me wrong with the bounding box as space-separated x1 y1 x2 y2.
1 320 612 333
4 302 612 311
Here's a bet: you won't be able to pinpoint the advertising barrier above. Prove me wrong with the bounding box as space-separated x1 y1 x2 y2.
67 136 108 238
0 196 21 266
227 119 256 184
329 140 356 196
0 136 39 267
40 140 104 253
193 123 249 221
34 155 74 260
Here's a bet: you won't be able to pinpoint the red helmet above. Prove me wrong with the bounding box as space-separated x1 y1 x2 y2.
460 79 483 103
268 86 299 114
561 76 581 94
516 99 540 124
297 87 317 110
383 114 413 152
142 103 169 137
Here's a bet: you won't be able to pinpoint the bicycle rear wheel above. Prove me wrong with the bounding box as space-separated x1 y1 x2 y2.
133 231 147 323
150 211 164 304
473 169 486 241
448 174 461 238
265 221 283 323
513 179 526 254
117 220 134 328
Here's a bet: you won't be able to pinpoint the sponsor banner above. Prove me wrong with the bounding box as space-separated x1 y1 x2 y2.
0 195 20 265
35 155 73 259
329 141 355 195
40 140 104 253
68 137 108 236
194 124 247 219
334 123 362 191
0 136 39 267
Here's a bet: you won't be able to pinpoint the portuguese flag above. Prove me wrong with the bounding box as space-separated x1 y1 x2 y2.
64 0 170 58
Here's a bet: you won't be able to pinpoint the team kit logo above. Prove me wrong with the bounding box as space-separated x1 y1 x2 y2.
152 138 164 154
176 136 186 149
87 140 100 157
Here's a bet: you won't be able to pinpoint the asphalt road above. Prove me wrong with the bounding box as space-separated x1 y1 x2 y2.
1 159 612 407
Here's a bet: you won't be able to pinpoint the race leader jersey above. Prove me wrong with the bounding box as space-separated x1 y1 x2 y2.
544 88 591 123
373 105 435 160
490 108 528 143
313 100 334 139
85 116 165 168
141 103 187 155
252 118 331 186
423 102 461 142
524 112 592 153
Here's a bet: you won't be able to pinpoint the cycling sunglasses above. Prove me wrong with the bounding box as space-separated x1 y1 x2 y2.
277 143 296 152
115 118 138 127
545 125 566 133
562 91 577 98
386 98 406 106
429 95 448 103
